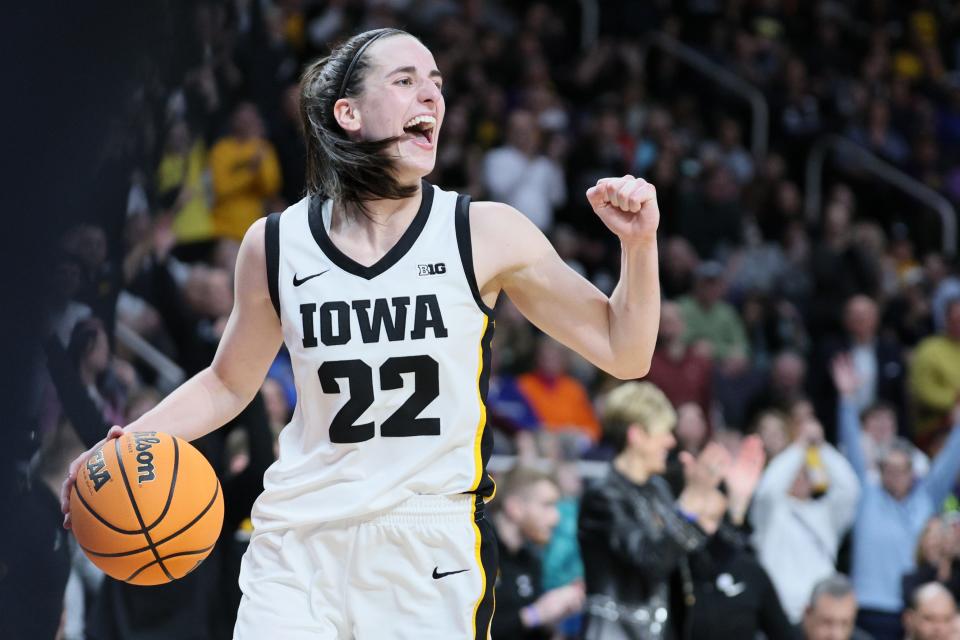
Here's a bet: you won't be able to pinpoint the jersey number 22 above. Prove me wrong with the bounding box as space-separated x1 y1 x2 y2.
318 355 440 443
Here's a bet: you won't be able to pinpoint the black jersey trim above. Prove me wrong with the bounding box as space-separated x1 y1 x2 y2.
307 180 434 280
454 194 496 318
264 212 282 321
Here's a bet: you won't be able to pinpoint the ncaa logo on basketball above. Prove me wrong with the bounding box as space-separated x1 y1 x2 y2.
86 448 112 492
134 431 161 484
418 262 446 276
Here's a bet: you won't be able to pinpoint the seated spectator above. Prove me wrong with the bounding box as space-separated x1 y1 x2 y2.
578 382 726 640
491 466 584 639
67 316 126 427
482 109 565 231
834 356 960 640
903 582 957 640
209 102 282 242
677 260 749 367
902 516 960 609
751 414 860 622
909 297 960 449
645 301 713 420
517 337 601 445
800 574 873 640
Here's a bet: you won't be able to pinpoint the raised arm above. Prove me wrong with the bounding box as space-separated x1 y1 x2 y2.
819 443 861 531
920 408 960 507
473 176 659 379
61 218 284 526
833 355 870 482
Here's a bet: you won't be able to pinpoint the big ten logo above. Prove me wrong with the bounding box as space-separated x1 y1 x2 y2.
417 263 446 276
133 432 161 484
86 447 112 492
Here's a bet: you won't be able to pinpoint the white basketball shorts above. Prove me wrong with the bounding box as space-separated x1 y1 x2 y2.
234 494 497 639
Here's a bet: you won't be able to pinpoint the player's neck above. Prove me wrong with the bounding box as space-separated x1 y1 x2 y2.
332 186 424 250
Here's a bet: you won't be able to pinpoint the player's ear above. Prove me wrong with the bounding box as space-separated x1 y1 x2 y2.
334 98 362 134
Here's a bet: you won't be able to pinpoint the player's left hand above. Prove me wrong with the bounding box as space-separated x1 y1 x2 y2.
586 175 660 246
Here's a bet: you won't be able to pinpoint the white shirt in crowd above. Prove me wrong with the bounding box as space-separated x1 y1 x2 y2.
482 145 565 231
750 442 861 623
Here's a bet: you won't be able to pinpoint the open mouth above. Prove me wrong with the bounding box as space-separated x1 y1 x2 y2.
402 115 436 147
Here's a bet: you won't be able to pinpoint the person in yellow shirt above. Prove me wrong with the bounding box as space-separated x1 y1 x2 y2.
156 120 214 250
910 297 960 449
209 102 282 241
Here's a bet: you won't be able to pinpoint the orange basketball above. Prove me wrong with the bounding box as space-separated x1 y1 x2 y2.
69 431 224 586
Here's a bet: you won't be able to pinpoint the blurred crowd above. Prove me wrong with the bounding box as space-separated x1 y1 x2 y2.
9 0 960 639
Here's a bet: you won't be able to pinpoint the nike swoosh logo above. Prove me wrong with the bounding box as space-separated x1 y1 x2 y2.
293 270 329 287
432 567 469 580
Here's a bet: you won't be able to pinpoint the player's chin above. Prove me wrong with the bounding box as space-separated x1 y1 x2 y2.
397 149 437 177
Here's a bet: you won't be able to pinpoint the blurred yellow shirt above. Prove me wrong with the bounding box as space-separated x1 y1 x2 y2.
209 136 281 241
156 142 213 243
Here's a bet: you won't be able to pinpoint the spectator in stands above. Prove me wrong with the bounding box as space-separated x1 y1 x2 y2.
482 109 565 231
857 402 929 484
903 582 957 640
491 466 584 639
686 438 796 640
800 574 872 640
578 382 728 640
814 295 908 437
753 409 791 461
835 356 960 640
155 120 214 257
909 297 960 447
745 350 808 427
677 261 749 368
751 413 860 622
209 101 281 242
67 316 126 427
645 301 713 420
517 336 601 445
660 236 699 299
902 516 960 609
49 253 93 347
809 200 881 335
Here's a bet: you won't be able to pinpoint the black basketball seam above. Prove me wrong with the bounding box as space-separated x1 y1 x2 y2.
123 543 216 583
115 438 175 582
144 437 179 530
79 480 221 558
72 481 144 535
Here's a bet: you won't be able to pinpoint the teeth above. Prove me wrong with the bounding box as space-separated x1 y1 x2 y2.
403 115 436 130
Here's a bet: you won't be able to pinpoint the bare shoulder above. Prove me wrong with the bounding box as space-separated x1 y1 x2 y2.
468 201 551 261
467 201 554 295
235 217 270 299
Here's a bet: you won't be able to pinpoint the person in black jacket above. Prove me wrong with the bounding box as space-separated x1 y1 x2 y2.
491 465 585 639
578 381 733 640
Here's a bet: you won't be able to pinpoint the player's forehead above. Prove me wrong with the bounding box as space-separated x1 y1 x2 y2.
365 34 438 77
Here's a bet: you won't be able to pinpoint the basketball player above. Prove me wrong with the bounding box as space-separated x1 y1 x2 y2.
61 28 663 638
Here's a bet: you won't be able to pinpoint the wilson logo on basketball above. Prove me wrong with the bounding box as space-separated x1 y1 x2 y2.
86 448 112 492
133 432 161 484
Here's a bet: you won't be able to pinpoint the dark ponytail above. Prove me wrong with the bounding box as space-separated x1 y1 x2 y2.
301 28 420 209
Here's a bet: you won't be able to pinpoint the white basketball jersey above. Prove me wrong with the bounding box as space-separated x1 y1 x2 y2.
251 181 496 531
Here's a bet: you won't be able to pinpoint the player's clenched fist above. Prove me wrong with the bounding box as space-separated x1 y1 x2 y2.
585 175 660 246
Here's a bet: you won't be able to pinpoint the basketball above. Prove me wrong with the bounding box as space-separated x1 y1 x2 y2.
69 431 224 586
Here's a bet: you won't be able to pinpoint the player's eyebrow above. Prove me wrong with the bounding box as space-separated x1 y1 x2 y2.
385 65 442 80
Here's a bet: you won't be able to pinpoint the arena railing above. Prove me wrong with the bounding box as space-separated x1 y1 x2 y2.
804 134 958 258
637 31 769 160
115 322 186 393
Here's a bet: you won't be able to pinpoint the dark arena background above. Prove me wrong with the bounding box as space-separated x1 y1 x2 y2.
3 1 960 639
